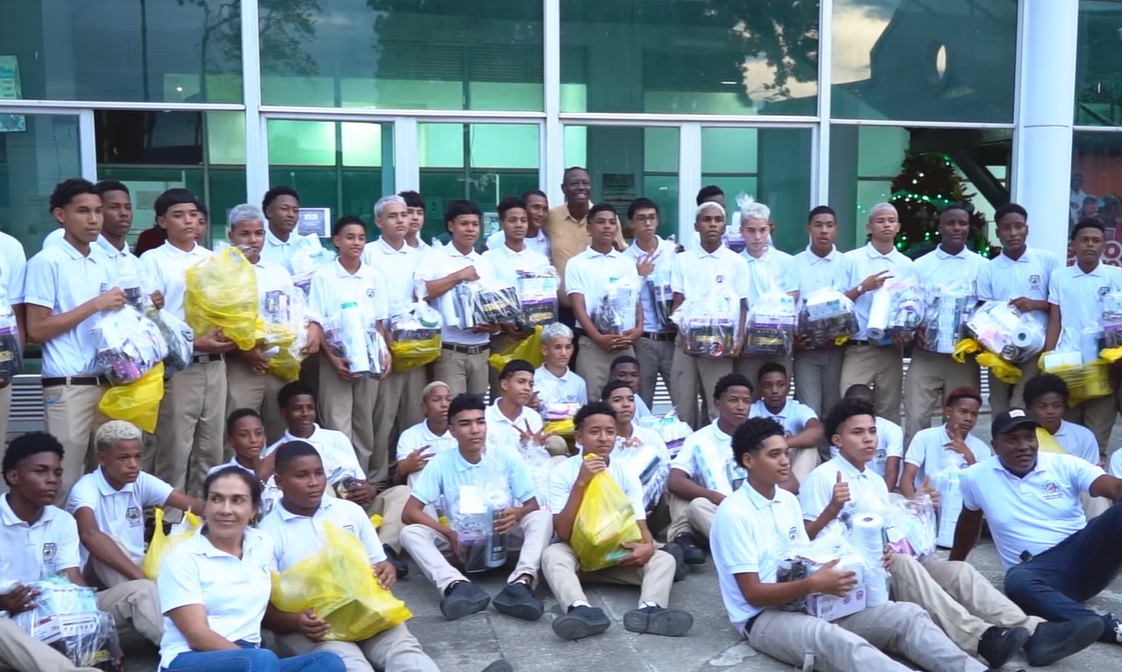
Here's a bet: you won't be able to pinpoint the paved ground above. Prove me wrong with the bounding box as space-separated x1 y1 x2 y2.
114 412 1122 671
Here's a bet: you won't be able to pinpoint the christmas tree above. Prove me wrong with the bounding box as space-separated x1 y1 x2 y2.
889 153 991 257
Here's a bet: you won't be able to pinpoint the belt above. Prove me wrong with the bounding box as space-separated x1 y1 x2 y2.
41 375 109 387
847 339 873 346
744 614 759 635
191 353 226 365
442 342 489 355
642 332 675 342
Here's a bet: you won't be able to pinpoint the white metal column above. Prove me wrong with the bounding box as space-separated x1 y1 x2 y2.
1012 0 1078 258
678 123 702 246
241 0 267 202
813 0 833 208
78 109 97 180
393 118 420 192
543 0 563 204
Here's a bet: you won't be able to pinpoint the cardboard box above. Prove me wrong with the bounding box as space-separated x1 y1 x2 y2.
779 554 868 622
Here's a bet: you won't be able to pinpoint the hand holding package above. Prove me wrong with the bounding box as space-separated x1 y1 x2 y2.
184 246 262 350
389 301 442 372
673 286 741 358
798 288 858 348
744 290 796 357
591 276 641 335
570 457 644 572
517 266 560 328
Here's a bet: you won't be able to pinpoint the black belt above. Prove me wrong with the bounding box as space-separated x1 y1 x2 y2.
442 342 488 355
642 332 675 342
744 614 759 635
41 375 108 387
191 353 226 365
847 339 873 346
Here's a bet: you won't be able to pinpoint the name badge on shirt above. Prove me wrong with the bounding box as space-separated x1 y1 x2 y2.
126 506 143 528
1042 481 1063 500
459 485 486 514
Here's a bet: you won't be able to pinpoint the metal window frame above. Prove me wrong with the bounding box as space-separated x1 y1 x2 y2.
0 106 97 180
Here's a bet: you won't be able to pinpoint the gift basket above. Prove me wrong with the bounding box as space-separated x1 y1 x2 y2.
777 528 869 621
744 291 797 357
638 411 692 458
591 276 641 335
516 266 560 328
388 302 442 372
646 266 675 331
798 288 858 348
672 286 740 358
324 302 389 378
450 465 512 573
9 577 122 671
290 235 336 297
920 283 975 354
92 305 169 385
1101 291 1122 349
866 279 925 342
966 301 1045 364
454 278 521 329
0 288 24 385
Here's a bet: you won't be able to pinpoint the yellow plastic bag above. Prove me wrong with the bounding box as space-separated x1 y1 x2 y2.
142 507 202 580
1043 360 1112 407
369 514 383 529
1036 427 1066 454
270 523 411 642
389 336 441 372
185 246 261 350
488 326 544 371
543 419 575 438
97 363 166 433
570 458 643 572
954 338 1021 384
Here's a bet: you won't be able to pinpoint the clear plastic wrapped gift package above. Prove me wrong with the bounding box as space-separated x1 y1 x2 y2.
591 276 641 335
92 305 170 385
450 465 512 573
922 283 975 354
0 288 24 384
324 302 387 378
516 266 560 328
798 288 858 348
966 300 1045 363
289 236 336 296
10 578 121 670
744 291 797 357
454 279 521 329
1102 291 1122 349
777 532 868 621
646 268 675 331
638 411 692 458
866 280 925 342
673 287 740 358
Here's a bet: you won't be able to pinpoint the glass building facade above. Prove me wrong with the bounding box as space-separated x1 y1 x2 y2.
0 0 1116 258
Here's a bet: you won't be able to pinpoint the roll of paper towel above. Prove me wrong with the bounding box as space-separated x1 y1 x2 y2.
853 513 891 608
866 289 892 341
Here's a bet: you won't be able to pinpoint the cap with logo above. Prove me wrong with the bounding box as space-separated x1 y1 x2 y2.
990 407 1040 437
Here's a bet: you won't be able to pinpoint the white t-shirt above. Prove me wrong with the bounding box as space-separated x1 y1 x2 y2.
415 244 496 346
960 453 1104 571
486 229 550 259
565 248 642 329
710 485 809 630
394 420 459 488
976 248 1057 332
548 452 646 521
669 245 750 302
844 243 914 341
251 258 299 318
910 245 988 292
485 400 545 454
670 423 743 496
0 230 28 305
263 424 365 484
1109 450 1122 478
139 241 214 322
799 455 891 537
411 446 538 517
1047 262 1122 352
0 495 81 584
480 243 552 289
305 259 389 326
748 399 818 438
66 468 174 563
258 496 386 570
157 528 276 669
903 425 992 490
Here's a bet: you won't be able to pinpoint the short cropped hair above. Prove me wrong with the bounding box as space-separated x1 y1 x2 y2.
94 421 142 453
154 188 197 217
715 373 753 399
227 203 266 232
574 401 616 429
3 432 65 486
732 418 784 465
49 178 100 211
823 398 876 442
226 408 263 436
262 186 299 211
541 322 574 343
500 359 535 381
274 440 321 475
332 215 365 237
277 381 317 409
374 194 406 219
1023 374 1069 407
946 386 983 407
448 393 486 423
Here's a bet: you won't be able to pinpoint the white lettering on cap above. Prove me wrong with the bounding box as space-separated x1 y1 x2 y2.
1008 409 1025 418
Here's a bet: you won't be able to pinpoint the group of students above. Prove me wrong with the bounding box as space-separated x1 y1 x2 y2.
2 170 1122 670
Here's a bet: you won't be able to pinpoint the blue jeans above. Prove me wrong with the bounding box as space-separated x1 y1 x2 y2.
165 640 345 672
1004 502 1122 642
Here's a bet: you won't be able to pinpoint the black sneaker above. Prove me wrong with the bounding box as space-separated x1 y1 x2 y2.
1024 617 1103 666
978 626 1030 668
439 581 491 621
662 542 689 581
552 605 611 640
492 582 544 621
672 533 706 565
622 605 693 637
480 661 513 672
383 544 408 579
1109 616 1122 645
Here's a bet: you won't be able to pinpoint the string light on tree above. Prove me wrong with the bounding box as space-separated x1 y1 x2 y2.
889 152 992 257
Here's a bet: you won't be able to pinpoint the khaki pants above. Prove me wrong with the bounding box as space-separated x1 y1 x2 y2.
371 484 411 553
94 579 163 646
889 554 1043 654
576 335 635 404
225 356 287 445
1066 395 1116 453
433 347 489 397
488 333 516 398
747 602 987 672
153 360 228 499
793 348 845 418
635 335 675 408
987 357 1040 415
0 384 10 448
669 347 733 430
541 542 677 610
733 354 793 397
839 344 904 424
43 383 106 505
275 623 438 672
790 447 821 482
318 356 380 482
0 617 104 672
400 509 553 594
373 368 426 485
902 349 980 448
87 537 140 589
664 493 717 541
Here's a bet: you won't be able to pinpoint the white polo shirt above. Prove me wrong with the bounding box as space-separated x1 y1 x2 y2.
412 447 538 517
395 420 458 462
24 241 117 377
828 416 904 481
1050 421 1101 465
139 241 214 322
548 452 646 521
634 394 653 420
976 248 1057 332
361 237 423 315
670 423 742 496
903 425 992 489
669 245 749 302
961 452 1104 570
623 238 678 333
534 366 588 406
480 242 552 289
1109 450 1122 478
157 527 276 669
799 455 891 535
565 247 642 314
263 424 364 483
612 424 671 510
844 243 914 340
252 258 298 317
66 468 174 563
0 495 81 584
793 246 853 296
486 229 550 259
1047 262 1122 351
485 399 545 453
305 259 389 327
260 229 317 273
0 231 28 305
911 245 988 294
415 244 494 346
741 246 795 306
43 229 133 266
748 399 818 438
258 496 386 571
710 484 809 630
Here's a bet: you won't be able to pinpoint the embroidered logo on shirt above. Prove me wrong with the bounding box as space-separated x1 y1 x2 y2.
715 274 725 284
126 506 143 527
1042 481 1062 500
1099 286 1110 297
42 542 57 561
788 526 799 540
1028 274 1041 290
366 288 376 298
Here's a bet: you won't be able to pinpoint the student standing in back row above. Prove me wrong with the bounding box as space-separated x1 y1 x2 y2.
734 197 795 385
0 211 28 454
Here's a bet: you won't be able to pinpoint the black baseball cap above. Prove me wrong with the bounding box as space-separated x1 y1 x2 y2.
991 408 1039 437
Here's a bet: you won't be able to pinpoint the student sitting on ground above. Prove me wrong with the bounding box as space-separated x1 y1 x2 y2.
260 441 440 672
486 359 568 460
747 362 824 481
394 381 458 488
542 402 692 641
400 394 553 622
710 417 1002 672
829 384 904 490
534 323 588 408
608 356 653 420
800 399 1098 668
602 380 671 515
68 421 203 591
901 387 992 498
952 407 1122 648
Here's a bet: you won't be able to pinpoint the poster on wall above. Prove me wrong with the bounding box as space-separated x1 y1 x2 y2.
0 55 26 133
